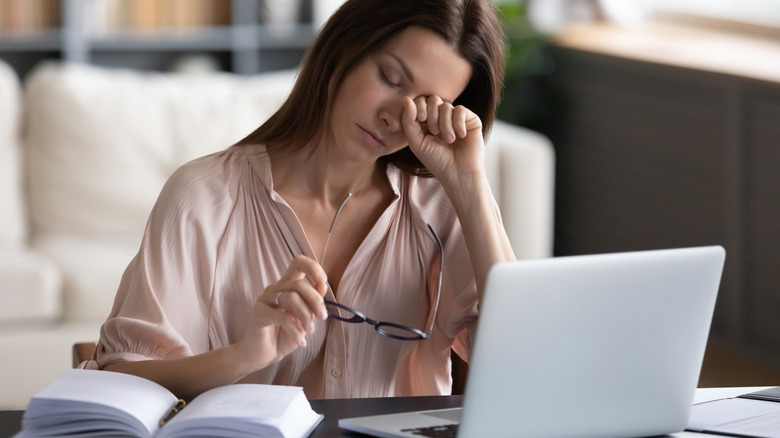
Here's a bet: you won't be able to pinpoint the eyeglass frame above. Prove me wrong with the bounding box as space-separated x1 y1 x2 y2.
323 223 444 341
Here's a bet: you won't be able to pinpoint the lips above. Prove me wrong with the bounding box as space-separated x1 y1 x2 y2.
359 125 387 149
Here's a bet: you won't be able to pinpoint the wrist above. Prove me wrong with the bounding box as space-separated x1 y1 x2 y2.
442 171 491 213
227 343 262 382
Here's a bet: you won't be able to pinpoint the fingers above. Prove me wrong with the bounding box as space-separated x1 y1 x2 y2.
402 97 426 150
266 278 328 322
407 96 478 145
258 293 310 347
452 105 469 139
276 255 328 313
281 254 327 286
255 256 330 347
425 95 443 137
414 96 427 123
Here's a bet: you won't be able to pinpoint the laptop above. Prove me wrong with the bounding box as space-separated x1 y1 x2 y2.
339 246 726 438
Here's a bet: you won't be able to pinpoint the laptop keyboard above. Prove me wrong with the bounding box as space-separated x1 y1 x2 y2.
401 424 458 437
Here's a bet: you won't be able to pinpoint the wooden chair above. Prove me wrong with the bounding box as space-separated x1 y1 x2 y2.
72 342 97 368
451 352 469 395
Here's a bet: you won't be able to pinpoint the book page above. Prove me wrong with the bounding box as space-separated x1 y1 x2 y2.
158 384 323 438
170 384 301 422
713 411 780 438
27 369 178 436
688 397 780 436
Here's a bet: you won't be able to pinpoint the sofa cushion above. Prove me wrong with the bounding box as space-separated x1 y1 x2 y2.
0 249 61 324
24 62 296 243
0 60 27 248
31 236 138 322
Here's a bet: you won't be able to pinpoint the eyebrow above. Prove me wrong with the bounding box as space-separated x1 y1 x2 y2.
387 53 415 84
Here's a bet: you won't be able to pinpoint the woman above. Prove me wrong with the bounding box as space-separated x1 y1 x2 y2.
94 0 515 401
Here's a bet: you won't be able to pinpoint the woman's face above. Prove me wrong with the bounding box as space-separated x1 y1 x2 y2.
326 26 472 164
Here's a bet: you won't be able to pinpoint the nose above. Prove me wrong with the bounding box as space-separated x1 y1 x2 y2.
378 99 403 132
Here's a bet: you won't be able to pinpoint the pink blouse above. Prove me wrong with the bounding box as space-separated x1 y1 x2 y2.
95 144 481 398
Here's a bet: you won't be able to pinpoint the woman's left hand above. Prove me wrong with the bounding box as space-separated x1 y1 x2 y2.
401 95 485 186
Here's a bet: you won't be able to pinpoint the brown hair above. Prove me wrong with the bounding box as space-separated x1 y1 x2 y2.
236 0 506 176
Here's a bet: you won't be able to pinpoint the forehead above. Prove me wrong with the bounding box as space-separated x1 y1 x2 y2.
378 26 472 102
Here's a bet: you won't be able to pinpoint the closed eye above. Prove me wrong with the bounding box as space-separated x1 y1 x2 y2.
380 69 401 89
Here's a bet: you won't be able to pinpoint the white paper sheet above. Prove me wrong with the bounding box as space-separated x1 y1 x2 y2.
688 397 780 437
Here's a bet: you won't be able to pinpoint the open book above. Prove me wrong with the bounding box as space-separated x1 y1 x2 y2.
17 369 323 438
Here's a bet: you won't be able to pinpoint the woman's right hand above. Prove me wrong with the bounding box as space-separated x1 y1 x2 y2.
236 255 329 372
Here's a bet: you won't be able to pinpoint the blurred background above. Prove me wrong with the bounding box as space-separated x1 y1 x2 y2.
2 0 780 391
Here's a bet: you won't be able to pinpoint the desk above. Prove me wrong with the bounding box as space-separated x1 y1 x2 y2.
0 395 464 438
0 388 766 438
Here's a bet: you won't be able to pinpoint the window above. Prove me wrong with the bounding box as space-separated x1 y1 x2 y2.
647 0 780 29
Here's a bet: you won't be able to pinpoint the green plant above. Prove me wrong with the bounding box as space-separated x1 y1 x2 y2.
495 1 554 130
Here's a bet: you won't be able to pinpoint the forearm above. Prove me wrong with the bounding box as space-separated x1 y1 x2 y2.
102 344 255 401
444 173 516 299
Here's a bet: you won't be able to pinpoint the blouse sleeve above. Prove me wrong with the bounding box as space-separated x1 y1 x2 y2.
440 220 480 363
437 195 504 364
96 154 236 367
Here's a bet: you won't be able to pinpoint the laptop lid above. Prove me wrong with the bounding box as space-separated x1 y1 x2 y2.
339 246 725 438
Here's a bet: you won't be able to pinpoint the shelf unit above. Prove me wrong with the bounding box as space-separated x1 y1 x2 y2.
0 0 319 79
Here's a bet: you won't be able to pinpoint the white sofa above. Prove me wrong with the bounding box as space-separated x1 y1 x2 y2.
0 59 555 409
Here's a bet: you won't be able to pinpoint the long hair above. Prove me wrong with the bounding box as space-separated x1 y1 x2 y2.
236 0 506 176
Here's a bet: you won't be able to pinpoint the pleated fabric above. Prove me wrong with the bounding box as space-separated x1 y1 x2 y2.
95 143 480 398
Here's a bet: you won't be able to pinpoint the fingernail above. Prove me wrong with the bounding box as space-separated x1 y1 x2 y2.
308 321 316 332
319 309 328 320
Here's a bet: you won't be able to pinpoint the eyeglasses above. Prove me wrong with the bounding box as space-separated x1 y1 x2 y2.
320 194 443 341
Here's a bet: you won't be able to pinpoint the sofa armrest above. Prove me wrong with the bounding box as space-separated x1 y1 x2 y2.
486 120 555 260
0 60 26 248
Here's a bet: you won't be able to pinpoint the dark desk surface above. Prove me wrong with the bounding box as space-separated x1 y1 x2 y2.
0 395 464 438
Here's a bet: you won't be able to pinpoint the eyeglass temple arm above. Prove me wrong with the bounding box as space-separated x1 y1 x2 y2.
320 193 353 267
425 223 444 336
